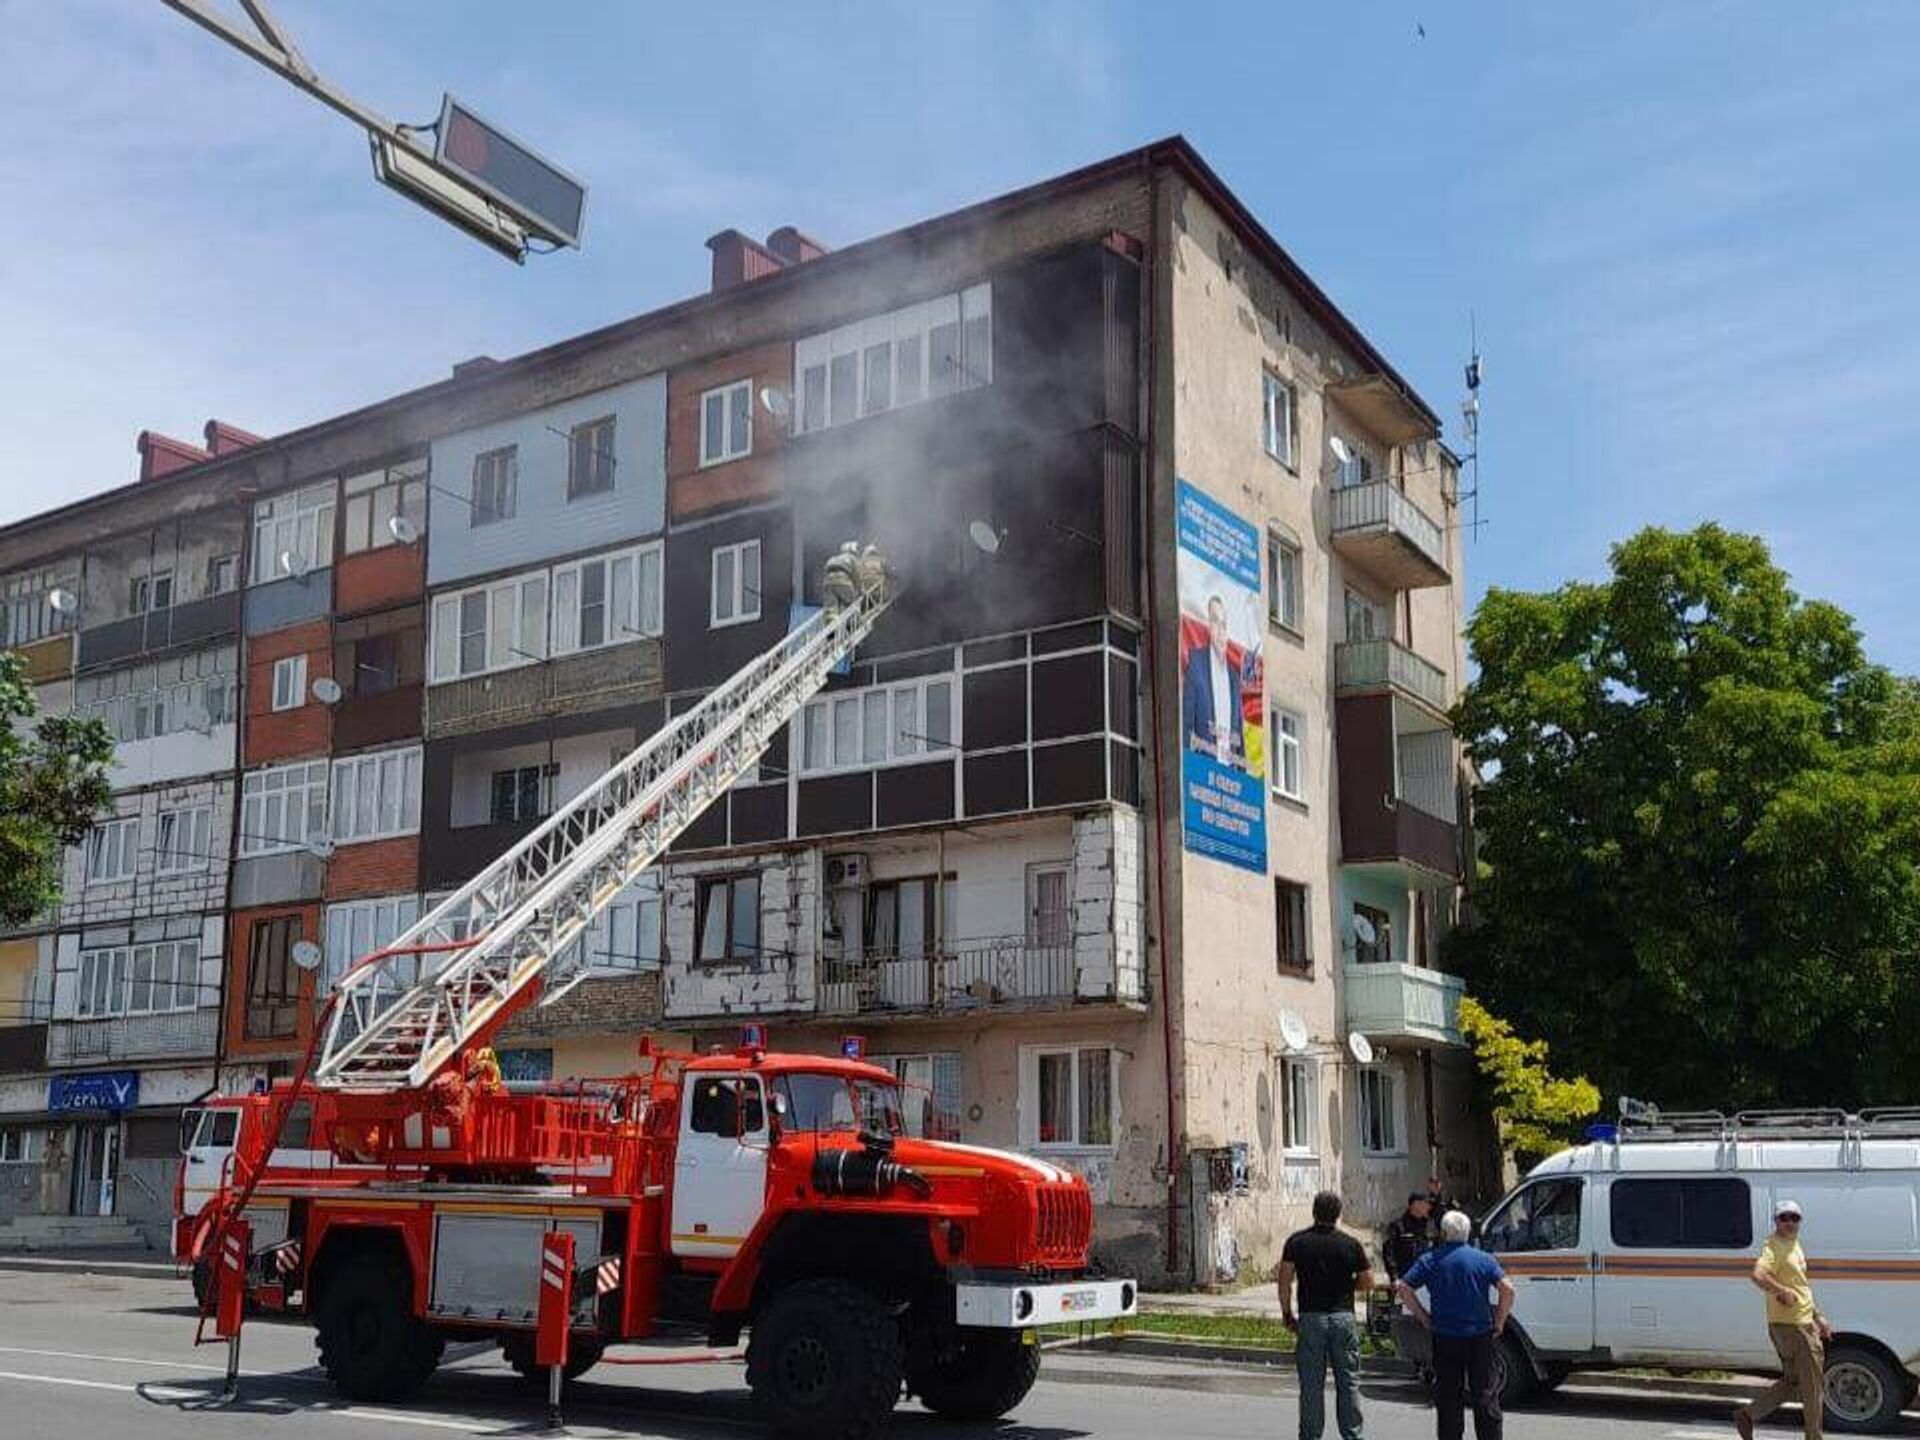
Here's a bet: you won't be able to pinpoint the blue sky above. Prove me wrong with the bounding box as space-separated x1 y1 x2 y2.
3 2 1915 669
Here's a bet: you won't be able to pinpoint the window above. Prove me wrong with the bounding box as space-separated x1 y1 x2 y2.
1270 706 1305 801
429 571 549 682
271 654 308 712
74 646 236 743
567 416 616 498
251 482 336 583
155 804 212 874
863 876 951 958
1281 1057 1318 1153
797 673 956 775
875 1053 962 1140
245 916 301 1039
578 874 663 975
1262 372 1297 467
347 631 402 695
1275 879 1310 972
83 816 139 885
710 540 761 627
341 459 427 554
689 1076 765 1138
552 542 662 654
1353 902 1393 966
1345 588 1387 642
0 1128 42 1163
239 760 329 855
1027 865 1070 948
1610 1179 1753 1250
490 764 556 823
698 382 751 466
470 445 518 526
695 872 760 963
324 894 421 989
1334 441 1374 489
77 940 199 1018
1031 1046 1114 1149
1356 1066 1403 1155
793 284 992 435
1482 1178 1585 1254
1 564 79 646
1267 527 1302 631
207 554 238 594
130 570 174 614
331 747 423 844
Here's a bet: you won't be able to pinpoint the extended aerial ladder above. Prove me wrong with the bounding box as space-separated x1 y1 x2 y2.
314 556 891 1093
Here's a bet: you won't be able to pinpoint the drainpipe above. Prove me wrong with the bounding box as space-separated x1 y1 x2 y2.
1136 155 1184 1282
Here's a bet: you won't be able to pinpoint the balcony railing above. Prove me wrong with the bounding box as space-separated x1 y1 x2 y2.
1343 961 1465 1047
1335 639 1450 714
48 1007 219 1066
1330 482 1449 589
818 935 1083 1017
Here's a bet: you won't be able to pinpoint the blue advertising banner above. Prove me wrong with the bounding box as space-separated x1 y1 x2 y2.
1175 479 1268 872
49 1070 140 1114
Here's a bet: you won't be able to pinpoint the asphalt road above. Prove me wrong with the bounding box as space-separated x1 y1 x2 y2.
1 1266 1914 1440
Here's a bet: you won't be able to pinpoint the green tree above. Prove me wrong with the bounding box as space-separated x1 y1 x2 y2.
1458 997 1600 1165
0 652 113 926
1448 524 1920 1111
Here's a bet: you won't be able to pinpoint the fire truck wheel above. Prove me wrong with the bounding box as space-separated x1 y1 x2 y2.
502 1334 603 1384
905 1327 1041 1420
315 1253 444 1401
746 1279 905 1439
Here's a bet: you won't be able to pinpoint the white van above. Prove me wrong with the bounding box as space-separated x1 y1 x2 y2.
1468 1107 1920 1432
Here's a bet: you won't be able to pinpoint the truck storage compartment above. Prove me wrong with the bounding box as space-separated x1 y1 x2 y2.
428 1211 601 1323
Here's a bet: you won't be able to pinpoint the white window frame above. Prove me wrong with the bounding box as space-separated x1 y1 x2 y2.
710 539 762 629
251 482 336 584
73 647 236 744
1281 1057 1319 1156
1 564 79 646
82 815 139 885
271 654 308 712
552 541 663 655
324 893 422 990
1262 371 1297 468
77 939 200 1019
578 873 662 976
130 569 174 615
429 571 550 683
341 460 427 555
330 746 423 845
797 672 957 776
698 381 752 467
1267 525 1302 632
793 284 992 435
1022 1044 1118 1153
154 803 212 875
239 759 329 856
1356 1063 1405 1157
470 445 518 526
0 1128 42 1164
1270 705 1306 802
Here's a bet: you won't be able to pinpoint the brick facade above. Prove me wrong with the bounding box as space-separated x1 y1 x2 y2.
336 543 424 616
223 901 322 1061
244 618 334 764
322 835 420 901
666 340 791 518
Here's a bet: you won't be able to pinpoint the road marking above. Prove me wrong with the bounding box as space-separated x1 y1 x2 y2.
0 1345 229 1373
0 1367 495 1433
0 1369 200 1398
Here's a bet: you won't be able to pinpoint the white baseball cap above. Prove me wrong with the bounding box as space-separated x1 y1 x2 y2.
1776 1199 1804 1219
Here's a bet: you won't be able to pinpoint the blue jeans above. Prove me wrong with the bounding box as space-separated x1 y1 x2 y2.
1296 1310 1364 1440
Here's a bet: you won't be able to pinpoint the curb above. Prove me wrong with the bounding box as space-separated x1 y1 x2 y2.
0 1253 179 1281
1062 1332 1412 1377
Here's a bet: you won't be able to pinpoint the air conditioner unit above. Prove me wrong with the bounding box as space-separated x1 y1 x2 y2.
825 853 870 889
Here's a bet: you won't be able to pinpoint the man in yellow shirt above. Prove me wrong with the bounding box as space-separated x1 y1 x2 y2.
1735 1200 1832 1439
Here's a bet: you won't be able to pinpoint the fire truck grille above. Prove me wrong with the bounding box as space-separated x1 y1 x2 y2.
1032 1183 1092 1263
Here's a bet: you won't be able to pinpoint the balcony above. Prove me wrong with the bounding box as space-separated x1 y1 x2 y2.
1336 693 1462 881
817 936 1128 1019
1344 961 1466 1048
1330 481 1450 590
1335 638 1450 715
0 1023 48 1074
48 1008 219 1066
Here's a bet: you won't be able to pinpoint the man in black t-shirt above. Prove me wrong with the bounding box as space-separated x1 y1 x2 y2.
1279 1191 1374 1440
1382 1191 1434 1282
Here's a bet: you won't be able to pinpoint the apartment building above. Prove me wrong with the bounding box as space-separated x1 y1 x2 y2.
0 138 1486 1279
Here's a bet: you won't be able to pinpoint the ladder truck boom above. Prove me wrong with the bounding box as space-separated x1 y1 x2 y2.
315 559 891 1093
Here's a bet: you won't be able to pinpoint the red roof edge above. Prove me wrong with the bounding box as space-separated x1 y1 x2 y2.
136 430 213 483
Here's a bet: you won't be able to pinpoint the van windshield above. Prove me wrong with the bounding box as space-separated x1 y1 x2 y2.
773 1074 903 1136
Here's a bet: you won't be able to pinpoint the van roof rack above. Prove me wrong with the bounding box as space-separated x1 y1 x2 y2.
1606 1101 1920 1163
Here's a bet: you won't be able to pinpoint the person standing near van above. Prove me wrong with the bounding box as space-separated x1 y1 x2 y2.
1397 1210 1514 1440
1735 1199 1832 1440
1279 1191 1373 1440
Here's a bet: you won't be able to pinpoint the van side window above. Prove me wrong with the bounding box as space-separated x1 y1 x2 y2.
1482 1177 1583 1252
1610 1178 1752 1249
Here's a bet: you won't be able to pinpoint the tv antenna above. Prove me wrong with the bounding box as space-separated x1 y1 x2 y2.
160 0 586 263
1457 312 1486 540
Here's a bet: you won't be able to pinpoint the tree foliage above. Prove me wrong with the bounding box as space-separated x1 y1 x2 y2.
1448 524 1920 1111
1458 996 1601 1163
0 652 113 926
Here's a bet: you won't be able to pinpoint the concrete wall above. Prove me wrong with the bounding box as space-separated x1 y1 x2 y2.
57 777 235 929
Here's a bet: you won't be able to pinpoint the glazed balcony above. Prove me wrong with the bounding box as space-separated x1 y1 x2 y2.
1330 481 1450 591
1343 961 1466 1048
1336 693 1462 882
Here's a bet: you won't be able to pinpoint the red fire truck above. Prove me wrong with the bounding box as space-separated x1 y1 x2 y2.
196 555 1136 1437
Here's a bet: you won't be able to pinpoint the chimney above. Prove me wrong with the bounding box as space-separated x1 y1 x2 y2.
706 228 787 292
136 431 212 483
765 226 830 266
202 419 263 456
451 355 501 381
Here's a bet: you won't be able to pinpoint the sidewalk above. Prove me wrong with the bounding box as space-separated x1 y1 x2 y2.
1139 1283 1285 1317
0 1245 179 1280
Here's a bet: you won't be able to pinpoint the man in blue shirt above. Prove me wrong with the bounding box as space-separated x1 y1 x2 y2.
1396 1210 1515 1440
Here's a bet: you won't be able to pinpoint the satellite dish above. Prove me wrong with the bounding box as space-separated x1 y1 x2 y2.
1329 435 1354 466
291 940 323 971
1347 1031 1376 1065
758 386 791 420
278 549 310 580
310 677 344 705
1351 911 1378 947
47 587 77 614
967 521 1003 556
388 514 420 545
1278 1009 1309 1054
304 838 336 861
